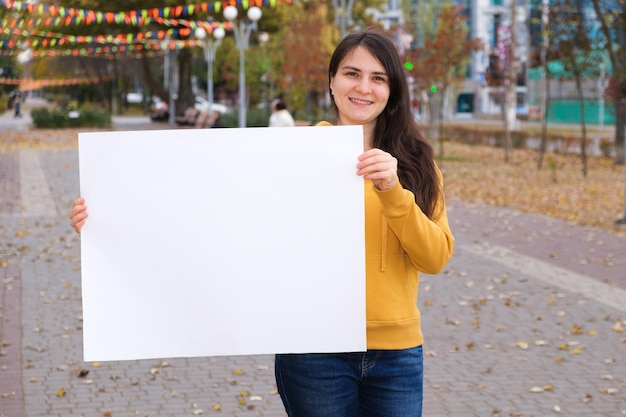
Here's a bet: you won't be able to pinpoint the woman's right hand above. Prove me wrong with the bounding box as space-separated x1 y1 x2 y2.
69 197 88 234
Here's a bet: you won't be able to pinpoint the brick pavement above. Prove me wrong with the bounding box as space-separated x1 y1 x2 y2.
0 114 624 416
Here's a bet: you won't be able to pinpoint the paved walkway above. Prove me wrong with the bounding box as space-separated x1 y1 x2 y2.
0 110 625 417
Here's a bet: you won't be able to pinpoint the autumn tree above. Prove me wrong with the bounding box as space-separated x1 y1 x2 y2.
482 0 524 163
273 1 332 119
547 0 603 177
408 3 482 156
591 0 625 165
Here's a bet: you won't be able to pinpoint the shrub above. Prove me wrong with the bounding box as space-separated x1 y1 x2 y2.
31 105 111 128
0 95 7 113
599 138 613 158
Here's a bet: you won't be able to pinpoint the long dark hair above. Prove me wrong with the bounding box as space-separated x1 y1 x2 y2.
328 29 442 219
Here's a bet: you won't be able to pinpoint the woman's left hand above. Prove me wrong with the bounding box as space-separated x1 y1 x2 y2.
357 148 398 191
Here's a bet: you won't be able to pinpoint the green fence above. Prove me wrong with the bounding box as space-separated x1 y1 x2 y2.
547 100 615 125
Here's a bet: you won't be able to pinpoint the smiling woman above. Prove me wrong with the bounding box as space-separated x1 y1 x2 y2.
274 28 455 417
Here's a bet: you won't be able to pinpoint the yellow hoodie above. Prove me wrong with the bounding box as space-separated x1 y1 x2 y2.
319 121 455 349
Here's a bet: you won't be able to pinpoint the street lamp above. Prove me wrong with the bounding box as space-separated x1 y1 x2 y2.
223 5 262 128
196 26 225 114
257 31 270 113
332 0 355 38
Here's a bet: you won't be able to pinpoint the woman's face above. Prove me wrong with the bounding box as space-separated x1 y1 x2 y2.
330 46 390 128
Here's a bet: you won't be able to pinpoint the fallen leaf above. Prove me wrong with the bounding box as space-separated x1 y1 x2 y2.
516 341 529 350
570 324 584 335
599 387 619 395
56 388 66 397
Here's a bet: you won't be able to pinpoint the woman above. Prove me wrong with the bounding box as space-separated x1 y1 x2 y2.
69 27 453 417
273 29 454 417
268 99 296 127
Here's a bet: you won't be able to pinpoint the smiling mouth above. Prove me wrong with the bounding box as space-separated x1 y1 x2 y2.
349 98 372 105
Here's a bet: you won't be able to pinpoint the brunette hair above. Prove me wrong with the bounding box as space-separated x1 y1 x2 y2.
328 29 442 219
272 99 287 111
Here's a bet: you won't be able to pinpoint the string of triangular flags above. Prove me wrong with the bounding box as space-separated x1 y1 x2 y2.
0 76 110 90
0 0 291 22
1 25 218 48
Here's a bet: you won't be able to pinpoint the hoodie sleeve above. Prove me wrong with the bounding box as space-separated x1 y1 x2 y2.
374 167 454 274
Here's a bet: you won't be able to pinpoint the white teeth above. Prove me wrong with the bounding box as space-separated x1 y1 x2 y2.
350 98 371 105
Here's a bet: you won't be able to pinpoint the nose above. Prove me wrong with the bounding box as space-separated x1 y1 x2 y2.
355 78 372 94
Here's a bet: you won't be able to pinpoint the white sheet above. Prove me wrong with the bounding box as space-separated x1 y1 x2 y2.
78 126 366 361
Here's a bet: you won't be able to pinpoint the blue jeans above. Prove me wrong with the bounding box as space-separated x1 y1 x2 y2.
275 346 423 417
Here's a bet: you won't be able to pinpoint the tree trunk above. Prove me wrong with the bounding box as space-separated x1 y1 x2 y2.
141 56 168 103
141 50 194 117
503 0 519 163
503 85 510 162
615 102 626 165
176 48 194 116
438 88 445 157
575 73 588 177
427 92 439 145
538 65 550 170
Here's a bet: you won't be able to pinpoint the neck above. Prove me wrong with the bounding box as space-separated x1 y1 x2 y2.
362 122 375 151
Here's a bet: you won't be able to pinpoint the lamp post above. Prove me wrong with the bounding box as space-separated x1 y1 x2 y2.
223 5 262 128
167 45 179 127
196 26 225 114
332 0 355 38
258 31 270 113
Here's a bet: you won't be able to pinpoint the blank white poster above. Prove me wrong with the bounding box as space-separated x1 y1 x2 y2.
78 126 366 361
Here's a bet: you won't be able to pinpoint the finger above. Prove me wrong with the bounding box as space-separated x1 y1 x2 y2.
70 211 88 232
71 217 86 234
69 199 87 218
74 219 84 234
358 148 386 160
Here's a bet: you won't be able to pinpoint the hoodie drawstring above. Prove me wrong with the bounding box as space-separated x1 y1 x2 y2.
380 214 388 272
